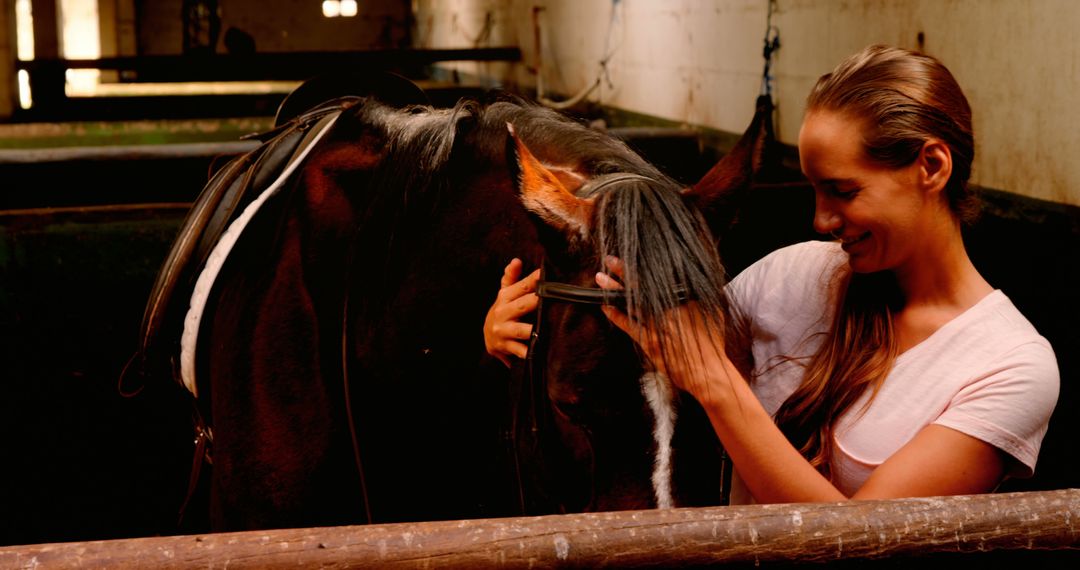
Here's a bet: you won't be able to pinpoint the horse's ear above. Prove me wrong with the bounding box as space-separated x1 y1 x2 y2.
685 95 776 234
506 122 594 239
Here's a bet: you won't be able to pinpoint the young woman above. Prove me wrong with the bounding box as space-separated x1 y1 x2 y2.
484 45 1059 503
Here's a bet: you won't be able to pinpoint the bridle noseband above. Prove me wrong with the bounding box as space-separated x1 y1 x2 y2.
536 280 626 307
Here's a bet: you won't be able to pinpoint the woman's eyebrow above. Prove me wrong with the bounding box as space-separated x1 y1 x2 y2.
813 177 859 188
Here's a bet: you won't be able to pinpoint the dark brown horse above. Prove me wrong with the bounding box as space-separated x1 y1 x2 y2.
137 91 771 531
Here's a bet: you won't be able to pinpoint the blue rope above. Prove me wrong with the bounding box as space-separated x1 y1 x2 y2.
761 0 781 98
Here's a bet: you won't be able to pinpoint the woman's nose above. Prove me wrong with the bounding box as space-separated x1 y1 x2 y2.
813 195 841 235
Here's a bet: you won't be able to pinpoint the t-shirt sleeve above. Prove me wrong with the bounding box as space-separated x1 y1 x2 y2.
725 245 780 324
934 340 1060 478
726 240 842 321
724 241 848 404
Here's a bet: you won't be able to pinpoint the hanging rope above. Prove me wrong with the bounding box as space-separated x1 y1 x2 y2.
464 11 495 47
536 0 622 110
760 0 781 98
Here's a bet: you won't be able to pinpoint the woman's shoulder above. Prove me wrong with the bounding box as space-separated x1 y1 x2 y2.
727 240 848 329
911 289 1059 402
968 291 1055 355
969 292 1060 389
754 239 844 270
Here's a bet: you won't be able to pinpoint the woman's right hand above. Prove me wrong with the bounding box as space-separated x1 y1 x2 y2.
595 258 734 403
484 258 541 367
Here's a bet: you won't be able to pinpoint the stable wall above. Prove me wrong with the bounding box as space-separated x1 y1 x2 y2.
415 0 1080 207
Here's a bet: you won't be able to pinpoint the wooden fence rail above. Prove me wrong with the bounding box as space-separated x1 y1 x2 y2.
1 489 1077 568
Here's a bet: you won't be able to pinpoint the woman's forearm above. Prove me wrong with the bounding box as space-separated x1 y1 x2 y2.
695 358 847 504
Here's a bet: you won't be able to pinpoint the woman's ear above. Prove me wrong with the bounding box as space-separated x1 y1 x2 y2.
919 139 953 195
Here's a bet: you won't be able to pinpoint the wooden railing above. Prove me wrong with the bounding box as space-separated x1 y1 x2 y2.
1 489 1077 568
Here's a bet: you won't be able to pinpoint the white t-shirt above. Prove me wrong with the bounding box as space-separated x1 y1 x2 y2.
725 241 1059 502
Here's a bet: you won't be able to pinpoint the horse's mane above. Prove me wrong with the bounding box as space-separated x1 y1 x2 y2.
343 95 669 287
349 94 666 221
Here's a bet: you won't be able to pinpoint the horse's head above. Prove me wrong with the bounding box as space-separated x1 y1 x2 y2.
506 108 767 512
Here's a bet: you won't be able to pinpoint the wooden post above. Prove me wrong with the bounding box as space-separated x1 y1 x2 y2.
0 489 1078 568
28 0 65 115
0 0 17 120
96 0 135 85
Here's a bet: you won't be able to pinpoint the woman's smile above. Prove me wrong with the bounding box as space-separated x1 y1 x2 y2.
837 231 870 250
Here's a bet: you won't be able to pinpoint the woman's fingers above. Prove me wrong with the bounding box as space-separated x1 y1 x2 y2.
504 293 538 320
486 319 533 367
500 321 535 341
500 268 541 302
600 305 629 332
499 260 539 299
505 340 530 360
601 305 645 343
519 268 541 293
602 255 626 280
500 258 523 288
497 270 539 321
594 271 623 290
486 261 541 366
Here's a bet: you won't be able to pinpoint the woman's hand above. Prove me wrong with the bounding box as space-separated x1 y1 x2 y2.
484 258 541 367
596 257 845 503
595 258 734 404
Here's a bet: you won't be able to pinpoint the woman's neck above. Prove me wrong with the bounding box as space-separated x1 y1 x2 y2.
893 213 992 310
890 218 993 353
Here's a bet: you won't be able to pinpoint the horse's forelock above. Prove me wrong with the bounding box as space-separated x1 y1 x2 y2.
593 179 732 376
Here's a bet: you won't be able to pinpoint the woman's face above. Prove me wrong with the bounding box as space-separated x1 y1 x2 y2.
798 110 937 275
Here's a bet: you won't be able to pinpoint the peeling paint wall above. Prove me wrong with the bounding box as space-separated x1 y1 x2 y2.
415 0 1080 206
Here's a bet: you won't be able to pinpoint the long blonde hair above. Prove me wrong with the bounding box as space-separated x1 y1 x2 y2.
773 45 977 477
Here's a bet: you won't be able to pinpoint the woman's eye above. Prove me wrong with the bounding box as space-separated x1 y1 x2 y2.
832 185 860 199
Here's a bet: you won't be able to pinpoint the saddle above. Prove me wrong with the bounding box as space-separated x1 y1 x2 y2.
130 72 431 396
129 97 357 396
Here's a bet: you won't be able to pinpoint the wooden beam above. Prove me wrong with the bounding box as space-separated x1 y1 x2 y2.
1 490 1077 568
15 48 524 82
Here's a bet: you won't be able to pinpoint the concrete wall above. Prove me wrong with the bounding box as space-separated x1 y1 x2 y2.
135 0 410 55
415 0 1080 207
